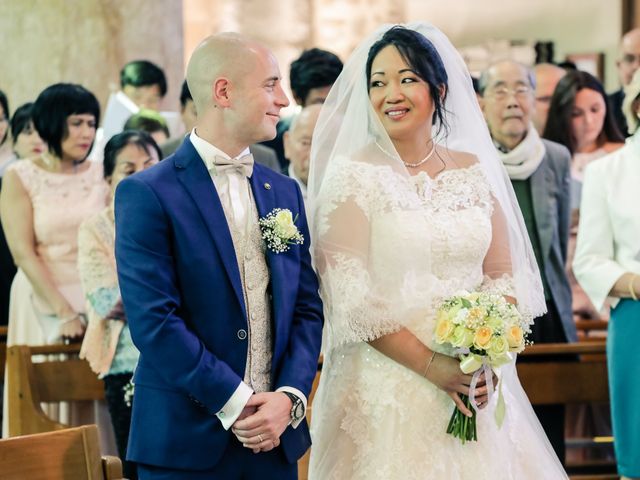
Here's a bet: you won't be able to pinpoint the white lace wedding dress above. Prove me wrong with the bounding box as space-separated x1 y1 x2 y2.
308 159 566 479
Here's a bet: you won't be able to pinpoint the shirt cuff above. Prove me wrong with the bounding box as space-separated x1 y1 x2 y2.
276 386 308 429
216 382 254 430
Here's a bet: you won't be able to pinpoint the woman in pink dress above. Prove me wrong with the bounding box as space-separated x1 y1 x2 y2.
0 83 109 436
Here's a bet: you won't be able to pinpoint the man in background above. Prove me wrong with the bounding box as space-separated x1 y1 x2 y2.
262 48 342 170
283 104 321 211
609 28 640 136
479 60 577 465
533 63 566 134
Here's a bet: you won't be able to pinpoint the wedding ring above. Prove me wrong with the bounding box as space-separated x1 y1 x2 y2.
258 434 263 443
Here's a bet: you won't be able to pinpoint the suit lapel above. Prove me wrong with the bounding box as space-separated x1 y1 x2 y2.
530 157 553 259
249 168 284 288
174 141 246 318
249 168 287 359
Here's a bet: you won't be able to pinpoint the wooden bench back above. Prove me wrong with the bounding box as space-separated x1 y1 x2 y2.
0 424 122 480
516 342 608 405
6 343 105 437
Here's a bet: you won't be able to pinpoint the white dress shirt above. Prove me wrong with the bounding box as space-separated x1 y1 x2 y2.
189 130 307 430
573 136 640 311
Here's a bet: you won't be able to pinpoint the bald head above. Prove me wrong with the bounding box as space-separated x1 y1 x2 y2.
478 60 535 97
479 60 535 150
533 63 566 133
289 103 322 134
284 104 323 185
184 32 289 157
618 28 640 86
186 33 260 112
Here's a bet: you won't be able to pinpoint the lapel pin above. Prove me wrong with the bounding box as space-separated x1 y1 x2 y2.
264 183 271 190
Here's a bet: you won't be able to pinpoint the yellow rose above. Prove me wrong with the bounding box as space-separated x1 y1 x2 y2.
435 317 455 344
451 325 474 348
506 325 524 350
274 210 298 239
487 335 509 359
473 326 493 350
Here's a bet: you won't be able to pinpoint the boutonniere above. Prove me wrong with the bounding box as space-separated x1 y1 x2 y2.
258 208 304 253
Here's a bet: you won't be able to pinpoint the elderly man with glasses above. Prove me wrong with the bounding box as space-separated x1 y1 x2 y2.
479 60 577 466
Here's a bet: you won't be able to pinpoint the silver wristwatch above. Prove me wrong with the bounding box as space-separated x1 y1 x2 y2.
282 391 304 422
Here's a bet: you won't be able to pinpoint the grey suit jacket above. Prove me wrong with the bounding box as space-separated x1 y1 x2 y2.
161 136 281 173
530 139 577 342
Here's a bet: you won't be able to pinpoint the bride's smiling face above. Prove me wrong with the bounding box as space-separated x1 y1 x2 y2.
368 45 435 142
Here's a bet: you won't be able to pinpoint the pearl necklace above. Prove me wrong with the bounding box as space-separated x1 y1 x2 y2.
402 141 436 168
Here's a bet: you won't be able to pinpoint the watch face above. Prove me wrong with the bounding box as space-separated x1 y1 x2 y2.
293 401 304 420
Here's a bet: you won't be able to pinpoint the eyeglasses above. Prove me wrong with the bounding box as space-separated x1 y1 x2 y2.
487 85 532 100
622 53 640 65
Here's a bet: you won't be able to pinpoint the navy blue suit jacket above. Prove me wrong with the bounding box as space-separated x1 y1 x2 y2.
114 138 323 470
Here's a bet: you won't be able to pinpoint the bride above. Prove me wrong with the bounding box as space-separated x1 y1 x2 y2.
307 24 567 479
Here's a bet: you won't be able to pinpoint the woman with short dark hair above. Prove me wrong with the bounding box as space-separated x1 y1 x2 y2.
0 83 108 435
1 82 106 341
9 103 45 162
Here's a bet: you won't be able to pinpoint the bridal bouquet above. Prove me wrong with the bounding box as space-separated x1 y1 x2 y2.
434 291 529 443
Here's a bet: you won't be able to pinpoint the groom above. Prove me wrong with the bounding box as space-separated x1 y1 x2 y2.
114 33 323 479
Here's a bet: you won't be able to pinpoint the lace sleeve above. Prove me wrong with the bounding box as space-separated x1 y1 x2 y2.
479 194 516 298
314 160 405 351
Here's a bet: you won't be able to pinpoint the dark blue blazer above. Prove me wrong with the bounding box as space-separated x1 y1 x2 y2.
114 138 323 470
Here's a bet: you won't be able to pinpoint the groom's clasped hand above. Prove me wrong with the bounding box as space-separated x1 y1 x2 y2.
232 392 293 454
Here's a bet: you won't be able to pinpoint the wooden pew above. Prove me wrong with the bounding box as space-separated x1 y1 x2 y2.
6 343 105 437
517 341 615 478
517 342 608 405
0 424 122 480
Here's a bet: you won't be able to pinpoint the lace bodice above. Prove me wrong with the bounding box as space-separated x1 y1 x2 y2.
315 159 514 352
373 165 493 295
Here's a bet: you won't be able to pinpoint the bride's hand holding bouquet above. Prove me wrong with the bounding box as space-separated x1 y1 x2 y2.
433 291 529 443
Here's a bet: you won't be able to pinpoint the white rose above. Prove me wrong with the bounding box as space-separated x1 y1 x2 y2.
274 210 298 239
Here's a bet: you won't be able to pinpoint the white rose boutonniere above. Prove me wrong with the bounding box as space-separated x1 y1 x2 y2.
259 208 304 253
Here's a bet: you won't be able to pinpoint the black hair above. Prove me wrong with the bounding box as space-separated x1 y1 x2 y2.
366 26 449 136
289 48 343 106
0 89 9 145
179 79 192 108
542 70 623 155
10 102 35 142
103 129 162 179
120 60 167 97
123 110 170 138
32 83 100 159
